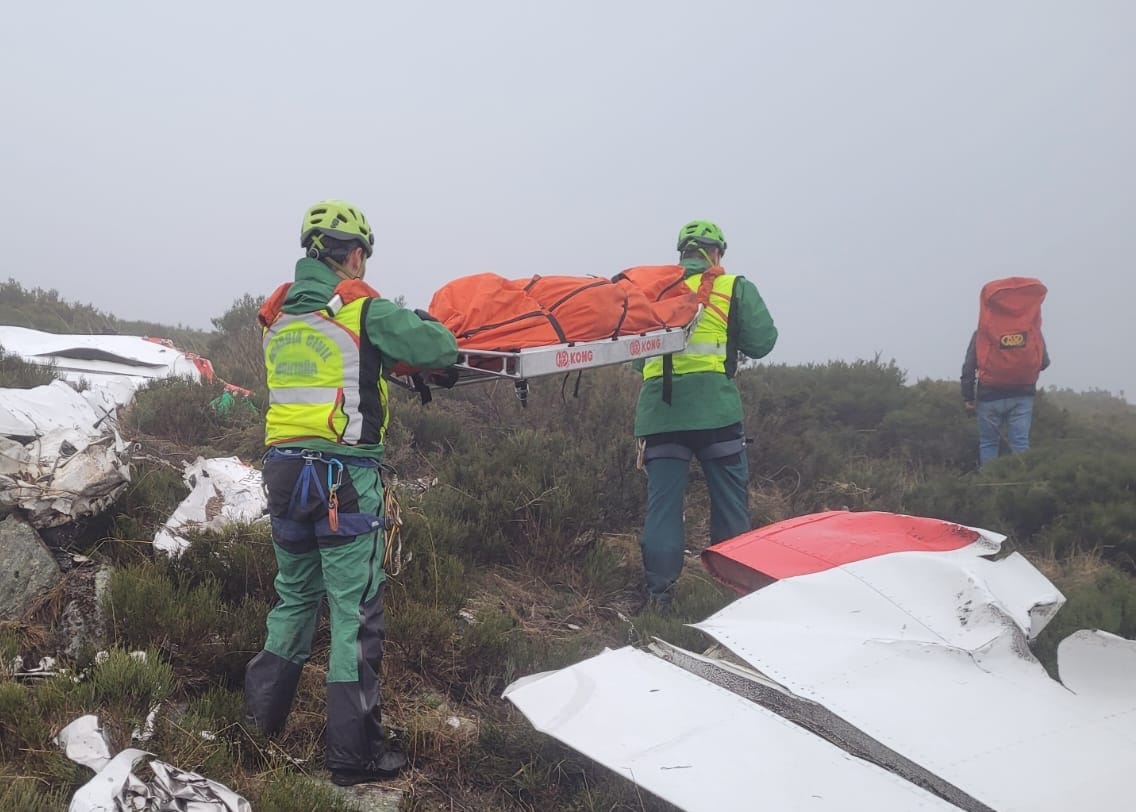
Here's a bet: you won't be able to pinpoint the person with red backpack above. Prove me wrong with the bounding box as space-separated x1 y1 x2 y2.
244 200 458 786
630 220 777 613
960 277 1050 466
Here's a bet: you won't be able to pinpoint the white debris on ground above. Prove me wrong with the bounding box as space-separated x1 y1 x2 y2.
0 327 216 529
56 714 251 812
131 705 161 743
153 456 267 556
505 513 1136 812
0 381 130 527
9 655 60 680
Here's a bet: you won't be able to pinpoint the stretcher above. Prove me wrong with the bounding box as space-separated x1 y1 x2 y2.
387 312 698 404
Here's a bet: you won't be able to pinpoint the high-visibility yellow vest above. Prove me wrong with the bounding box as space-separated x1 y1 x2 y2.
643 272 736 380
263 297 389 447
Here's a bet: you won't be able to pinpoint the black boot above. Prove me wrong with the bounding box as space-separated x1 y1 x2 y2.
330 746 409 785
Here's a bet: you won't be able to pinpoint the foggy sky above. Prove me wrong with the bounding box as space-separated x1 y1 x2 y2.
2 1 1133 398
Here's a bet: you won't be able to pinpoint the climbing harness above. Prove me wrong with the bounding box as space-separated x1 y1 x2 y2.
266 448 397 563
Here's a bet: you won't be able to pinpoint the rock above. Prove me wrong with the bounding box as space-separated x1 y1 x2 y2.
94 566 112 634
58 566 106 661
325 781 404 812
0 515 62 620
60 600 89 661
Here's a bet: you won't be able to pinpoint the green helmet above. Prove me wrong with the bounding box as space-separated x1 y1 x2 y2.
301 200 375 258
677 220 727 254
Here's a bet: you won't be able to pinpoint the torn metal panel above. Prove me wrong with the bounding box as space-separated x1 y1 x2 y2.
701 511 987 592
153 457 267 555
504 646 959 811
0 325 205 388
647 639 992 811
57 713 251 812
1057 630 1136 701
696 538 1133 811
0 381 131 527
56 715 114 771
0 380 115 441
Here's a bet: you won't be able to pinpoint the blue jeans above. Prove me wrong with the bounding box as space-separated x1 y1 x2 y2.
976 396 1034 466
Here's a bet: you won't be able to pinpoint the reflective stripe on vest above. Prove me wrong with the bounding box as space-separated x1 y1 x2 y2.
263 298 388 446
643 273 736 380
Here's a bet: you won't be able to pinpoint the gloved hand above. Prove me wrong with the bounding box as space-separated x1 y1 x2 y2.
427 366 460 389
414 308 439 323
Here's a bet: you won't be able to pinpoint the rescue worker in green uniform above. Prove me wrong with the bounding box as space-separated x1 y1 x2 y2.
244 200 458 785
635 221 777 612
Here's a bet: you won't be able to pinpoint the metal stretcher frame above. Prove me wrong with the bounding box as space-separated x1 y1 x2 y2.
388 312 698 400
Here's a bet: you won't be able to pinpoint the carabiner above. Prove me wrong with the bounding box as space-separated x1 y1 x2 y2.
326 457 345 494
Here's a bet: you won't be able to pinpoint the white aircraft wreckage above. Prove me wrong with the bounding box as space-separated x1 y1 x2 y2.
0 327 258 531
505 511 1136 812
0 325 214 394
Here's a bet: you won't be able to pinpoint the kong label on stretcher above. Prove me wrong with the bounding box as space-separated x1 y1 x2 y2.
555 349 595 368
514 328 688 379
628 337 664 356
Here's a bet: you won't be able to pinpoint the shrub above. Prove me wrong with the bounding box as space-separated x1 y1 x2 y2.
0 344 57 388
103 540 272 686
905 443 1136 566
124 377 264 459
0 778 69 812
75 648 176 721
207 293 267 398
108 461 189 551
1032 558 1136 675
125 377 228 445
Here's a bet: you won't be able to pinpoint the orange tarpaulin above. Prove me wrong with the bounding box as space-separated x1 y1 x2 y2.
428 267 703 352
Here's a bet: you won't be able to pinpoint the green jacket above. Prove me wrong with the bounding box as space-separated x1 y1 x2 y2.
273 259 459 459
633 258 777 436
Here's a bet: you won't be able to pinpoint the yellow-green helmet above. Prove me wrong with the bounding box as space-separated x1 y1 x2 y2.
301 200 375 258
677 220 727 254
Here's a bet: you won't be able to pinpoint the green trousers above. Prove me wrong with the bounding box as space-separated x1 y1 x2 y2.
244 452 390 772
641 425 750 598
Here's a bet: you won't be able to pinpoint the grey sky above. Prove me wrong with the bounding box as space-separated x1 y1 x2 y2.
2 1 1133 398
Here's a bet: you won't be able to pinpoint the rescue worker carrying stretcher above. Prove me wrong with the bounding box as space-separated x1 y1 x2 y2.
244 200 458 785
633 221 778 613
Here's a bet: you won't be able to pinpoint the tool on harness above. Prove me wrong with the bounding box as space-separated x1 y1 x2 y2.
379 463 406 577
326 457 345 532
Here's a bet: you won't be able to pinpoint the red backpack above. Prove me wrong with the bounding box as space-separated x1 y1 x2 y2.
976 277 1047 387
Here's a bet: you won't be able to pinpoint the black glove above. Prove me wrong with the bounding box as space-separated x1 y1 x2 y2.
427 366 460 389
414 308 439 323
